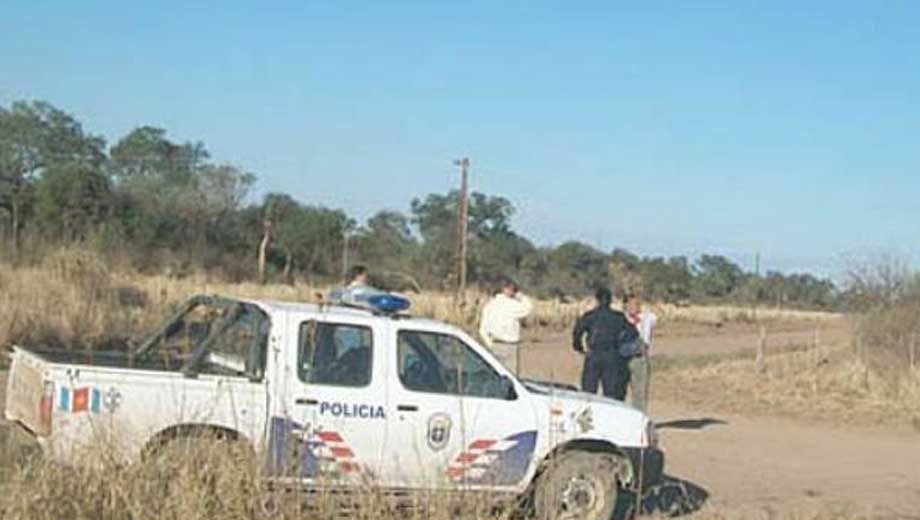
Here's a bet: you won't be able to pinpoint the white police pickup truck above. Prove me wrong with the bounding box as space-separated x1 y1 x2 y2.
5 294 663 520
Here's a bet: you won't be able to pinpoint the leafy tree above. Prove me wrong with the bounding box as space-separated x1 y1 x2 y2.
544 241 609 295
470 231 537 288
639 255 693 302
352 210 420 289
110 126 207 185
693 254 744 298
0 101 105 249
608 247 643 296
410 190 517 288
33 164 113 240
0 98 844 308
258 193 354 282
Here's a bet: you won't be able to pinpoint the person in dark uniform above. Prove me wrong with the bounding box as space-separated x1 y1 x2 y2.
572 287 638 399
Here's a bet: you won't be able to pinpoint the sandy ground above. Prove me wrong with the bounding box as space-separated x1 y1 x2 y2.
652 400 920 518
4 318 918 517
518 319 920 518
519 318 851 381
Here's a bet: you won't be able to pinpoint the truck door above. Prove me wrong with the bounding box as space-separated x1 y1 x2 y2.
268 316 388 485
383 327 538 491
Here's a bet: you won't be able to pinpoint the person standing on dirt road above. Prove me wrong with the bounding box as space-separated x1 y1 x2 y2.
479 278 533 375
623 292 657 412
572 287 638 400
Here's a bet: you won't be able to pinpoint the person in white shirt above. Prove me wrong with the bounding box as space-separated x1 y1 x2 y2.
478 278 533 375
623 292 658 412
347 265 370 289
328 265 374 301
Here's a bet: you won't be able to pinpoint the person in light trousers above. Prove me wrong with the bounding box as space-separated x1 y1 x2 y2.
624 292 658 413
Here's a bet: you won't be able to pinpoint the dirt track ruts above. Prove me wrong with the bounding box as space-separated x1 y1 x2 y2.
653 400 920 518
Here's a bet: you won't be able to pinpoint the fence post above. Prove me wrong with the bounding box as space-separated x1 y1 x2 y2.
910 333 916 371
755 325 767 374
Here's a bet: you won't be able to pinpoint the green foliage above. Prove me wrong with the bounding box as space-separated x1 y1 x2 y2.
542 241 609 294
694 254 745 298
408 190 524 288
0 98 839 308
0 101 106 248
259 193 354 280
34 164 113 239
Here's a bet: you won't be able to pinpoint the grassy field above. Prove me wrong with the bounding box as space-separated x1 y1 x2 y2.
0 248 839 350
3 251 914 519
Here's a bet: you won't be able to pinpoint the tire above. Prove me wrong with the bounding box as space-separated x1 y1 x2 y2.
146 429 256 481
533 451 624 520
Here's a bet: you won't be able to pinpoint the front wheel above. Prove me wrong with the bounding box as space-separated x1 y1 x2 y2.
533 451 624 520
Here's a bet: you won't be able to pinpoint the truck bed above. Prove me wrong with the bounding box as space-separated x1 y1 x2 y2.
23 348 186 373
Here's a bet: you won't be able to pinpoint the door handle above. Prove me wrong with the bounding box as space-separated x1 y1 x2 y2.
397 404 419 412
295 398 319 406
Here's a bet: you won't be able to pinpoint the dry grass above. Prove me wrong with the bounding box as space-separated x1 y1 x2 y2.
0 248 841 350
0 429 888 520
653 343 920 428
0 249 892 519
0 435 507 520
656 304 840 327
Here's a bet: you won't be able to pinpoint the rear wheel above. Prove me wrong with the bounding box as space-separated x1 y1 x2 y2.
145 429 257 484
533 451 624 520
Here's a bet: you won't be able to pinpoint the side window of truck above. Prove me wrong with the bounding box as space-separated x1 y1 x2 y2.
298 321 373 387
397 330 514 400
199 304 270 380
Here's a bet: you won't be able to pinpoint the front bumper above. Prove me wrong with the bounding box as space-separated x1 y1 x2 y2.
622 447 664 491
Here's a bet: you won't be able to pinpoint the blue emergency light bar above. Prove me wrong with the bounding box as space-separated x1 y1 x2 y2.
328 287 411 314
366 293 411 313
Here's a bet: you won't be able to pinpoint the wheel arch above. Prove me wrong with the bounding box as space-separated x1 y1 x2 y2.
529 438 634 488
142 423 251 459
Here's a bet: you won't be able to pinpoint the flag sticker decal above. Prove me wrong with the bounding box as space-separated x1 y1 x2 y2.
59 386 104 414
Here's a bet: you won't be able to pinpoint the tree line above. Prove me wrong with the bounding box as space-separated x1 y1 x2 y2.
0 100 838 308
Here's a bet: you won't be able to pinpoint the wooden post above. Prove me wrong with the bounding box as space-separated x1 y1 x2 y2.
855 331 864 364
812 325 822 365
910 333 916 371
453 157 470 298
258 218 272 284
755 325 767 374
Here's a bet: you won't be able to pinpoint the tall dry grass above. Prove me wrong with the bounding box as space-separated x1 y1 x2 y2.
0 431 885 520
0 248 841 351
0 435 505 520
653 340 920 428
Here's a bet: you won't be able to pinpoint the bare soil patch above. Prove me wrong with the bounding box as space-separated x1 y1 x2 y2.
519 317 850 383
655 400 920 518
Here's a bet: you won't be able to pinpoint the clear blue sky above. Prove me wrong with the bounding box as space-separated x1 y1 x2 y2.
3 1 918 277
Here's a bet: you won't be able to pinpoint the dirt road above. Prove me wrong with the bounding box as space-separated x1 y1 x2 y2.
521 319 920 517
521 319 849 382
653 400 920 518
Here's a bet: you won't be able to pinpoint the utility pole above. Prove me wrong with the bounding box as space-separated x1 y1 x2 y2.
454 157 470 296
341 232 350 283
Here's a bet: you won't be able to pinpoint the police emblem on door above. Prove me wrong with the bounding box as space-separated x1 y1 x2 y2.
427 413 452 451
